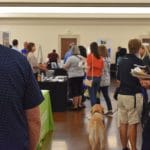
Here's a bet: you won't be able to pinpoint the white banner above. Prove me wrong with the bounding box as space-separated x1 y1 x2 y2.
37 45 43 64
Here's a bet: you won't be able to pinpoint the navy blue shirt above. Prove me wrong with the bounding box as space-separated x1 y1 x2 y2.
0 45 43 149
117 54 143 95
21 48 28 56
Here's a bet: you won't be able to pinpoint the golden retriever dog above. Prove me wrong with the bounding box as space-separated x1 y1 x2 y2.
89 104 106 150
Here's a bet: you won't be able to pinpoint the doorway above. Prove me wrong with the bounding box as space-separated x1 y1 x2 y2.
59 35 79 59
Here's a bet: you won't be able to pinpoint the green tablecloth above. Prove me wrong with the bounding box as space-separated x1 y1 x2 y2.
37 90 54 149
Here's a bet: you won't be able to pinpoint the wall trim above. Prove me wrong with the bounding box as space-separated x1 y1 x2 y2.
0 3 150 7
1 18 150 25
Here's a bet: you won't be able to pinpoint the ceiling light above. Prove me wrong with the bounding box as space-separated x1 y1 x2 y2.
0 7 150 14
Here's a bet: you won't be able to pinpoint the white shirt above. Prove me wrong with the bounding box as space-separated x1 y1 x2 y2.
100 57 111 87
12 46 20 52
65 55 84 78
27 52 38 73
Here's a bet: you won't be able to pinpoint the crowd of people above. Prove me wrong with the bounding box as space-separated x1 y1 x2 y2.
62 42 113 115
10 39 113 115
0 37 149 150
62 39 150 150
10 39 48 78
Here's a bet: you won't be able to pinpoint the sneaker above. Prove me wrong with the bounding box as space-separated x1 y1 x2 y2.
104 110 113 116
69 107 78 111
86 114 91 120
122 148 130 150
78 104 86 109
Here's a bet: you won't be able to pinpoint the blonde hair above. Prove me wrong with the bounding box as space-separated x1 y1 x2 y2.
145 45 150 56
99 45 108 57
141 45 150 58
72 45 80 55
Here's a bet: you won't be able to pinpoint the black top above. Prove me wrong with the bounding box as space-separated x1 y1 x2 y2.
117 54 143 95
0 45 43 149
143 55 150 67
115 51 120 64
48 52 59 63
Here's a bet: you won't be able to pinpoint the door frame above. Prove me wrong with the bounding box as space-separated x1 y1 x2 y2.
58 34 80 58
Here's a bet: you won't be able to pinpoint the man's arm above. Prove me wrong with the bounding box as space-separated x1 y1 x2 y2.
25 106 41 150
140 79 150 89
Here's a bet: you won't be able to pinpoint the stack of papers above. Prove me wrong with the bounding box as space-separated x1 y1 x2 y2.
43 76 67 82
131 67 150 79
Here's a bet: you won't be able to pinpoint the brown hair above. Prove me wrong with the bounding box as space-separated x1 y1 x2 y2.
72 45 80 55
128 39 142 54
12 39 18 46
27 42 35 53
90 42 100 59
99 45 108 57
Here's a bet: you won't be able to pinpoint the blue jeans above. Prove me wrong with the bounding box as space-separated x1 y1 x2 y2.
142 118 150 150
88 77 101 106
97 86 112 111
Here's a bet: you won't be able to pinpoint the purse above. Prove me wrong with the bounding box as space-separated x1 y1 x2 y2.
84 79 93 87
84 55 93 87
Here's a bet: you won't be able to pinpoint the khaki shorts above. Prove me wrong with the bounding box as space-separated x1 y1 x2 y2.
118 93 143 125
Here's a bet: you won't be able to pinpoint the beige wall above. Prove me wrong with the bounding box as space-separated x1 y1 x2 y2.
1 18 150 63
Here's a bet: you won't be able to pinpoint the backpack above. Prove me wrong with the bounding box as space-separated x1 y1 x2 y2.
141 88 150 129
142 101 150 129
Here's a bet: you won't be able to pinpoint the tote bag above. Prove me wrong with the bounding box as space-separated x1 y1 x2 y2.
84 55 93 87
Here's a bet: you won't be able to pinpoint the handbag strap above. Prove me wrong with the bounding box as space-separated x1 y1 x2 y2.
89 54 94 80
134 94 136 109
85 54 94 80
75 55 81 60
91 54 94 80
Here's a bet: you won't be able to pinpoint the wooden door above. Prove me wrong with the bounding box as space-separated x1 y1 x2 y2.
61 38 77 59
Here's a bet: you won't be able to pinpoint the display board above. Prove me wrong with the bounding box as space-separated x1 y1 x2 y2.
97 38 112 57
37 45 43 64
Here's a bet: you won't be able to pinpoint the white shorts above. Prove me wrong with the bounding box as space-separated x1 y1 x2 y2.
117 93 143 126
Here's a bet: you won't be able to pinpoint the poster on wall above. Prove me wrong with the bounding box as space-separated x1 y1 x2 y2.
97 38 112 57
139 34 150 46
0 32 10 47
3 32 10 47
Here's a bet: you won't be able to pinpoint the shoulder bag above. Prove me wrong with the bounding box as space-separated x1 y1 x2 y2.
84 55 93 87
